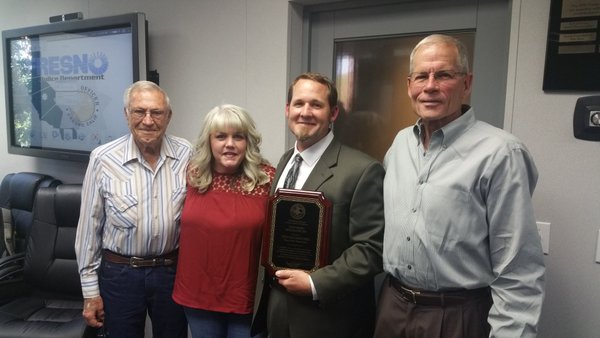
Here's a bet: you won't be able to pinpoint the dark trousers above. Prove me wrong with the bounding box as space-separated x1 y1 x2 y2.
373 275 492 338
99 260 188 338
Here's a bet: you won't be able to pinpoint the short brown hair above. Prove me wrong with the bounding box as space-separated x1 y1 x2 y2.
287 72 338 109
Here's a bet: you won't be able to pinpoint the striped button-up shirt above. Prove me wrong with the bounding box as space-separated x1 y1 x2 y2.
75 133 192 298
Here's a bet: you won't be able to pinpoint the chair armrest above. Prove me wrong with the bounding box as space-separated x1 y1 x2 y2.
0 252 25 282
0 252 25 267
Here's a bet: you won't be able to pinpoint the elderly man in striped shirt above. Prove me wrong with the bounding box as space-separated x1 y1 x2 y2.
75 80 191 338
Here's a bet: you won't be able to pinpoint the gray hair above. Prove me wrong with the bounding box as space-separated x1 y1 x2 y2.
123 80 171 111
409 34 470 74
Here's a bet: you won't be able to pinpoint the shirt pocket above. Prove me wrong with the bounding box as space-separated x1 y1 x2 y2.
422 185 471 249
106 194 138 230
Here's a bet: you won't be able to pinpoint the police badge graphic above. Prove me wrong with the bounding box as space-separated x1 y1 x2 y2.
289 203 306 220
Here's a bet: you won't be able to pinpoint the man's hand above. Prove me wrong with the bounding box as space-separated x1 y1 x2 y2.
82 296 105 328
275 269 312 296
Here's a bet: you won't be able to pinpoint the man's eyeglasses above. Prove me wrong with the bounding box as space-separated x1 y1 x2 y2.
128 108 168 121
408 70 466 86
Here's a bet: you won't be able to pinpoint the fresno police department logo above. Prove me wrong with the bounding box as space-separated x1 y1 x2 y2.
289 203 306 220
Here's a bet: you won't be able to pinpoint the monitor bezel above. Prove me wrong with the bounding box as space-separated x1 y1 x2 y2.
2 12 148 162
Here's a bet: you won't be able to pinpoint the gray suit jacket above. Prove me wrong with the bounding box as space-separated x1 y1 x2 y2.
253 138 385 337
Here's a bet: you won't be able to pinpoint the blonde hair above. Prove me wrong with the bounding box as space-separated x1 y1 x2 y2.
188 104 270 193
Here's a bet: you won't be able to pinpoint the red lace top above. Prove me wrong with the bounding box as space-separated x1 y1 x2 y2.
173 164 275 314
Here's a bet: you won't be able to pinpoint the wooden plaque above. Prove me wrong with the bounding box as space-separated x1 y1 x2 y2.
261 188 332 276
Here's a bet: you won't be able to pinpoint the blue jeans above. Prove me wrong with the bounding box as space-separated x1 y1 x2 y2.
99 260 188 338
184 306 255 338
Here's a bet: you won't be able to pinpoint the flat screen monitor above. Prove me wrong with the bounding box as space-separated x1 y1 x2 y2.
2 12 148 162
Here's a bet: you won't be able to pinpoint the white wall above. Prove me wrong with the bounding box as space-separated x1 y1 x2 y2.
0 0 289 183
506 0 600 336
1 0 600 336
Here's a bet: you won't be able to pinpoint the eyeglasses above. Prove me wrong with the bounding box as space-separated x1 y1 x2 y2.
128 108 168 121
408 70 466 86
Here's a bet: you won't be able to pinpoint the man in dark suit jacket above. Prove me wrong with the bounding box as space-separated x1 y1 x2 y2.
252 72 385 337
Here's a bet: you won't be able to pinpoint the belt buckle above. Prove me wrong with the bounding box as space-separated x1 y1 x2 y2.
129 257 173 268
129 256 152 268
401 286 420 304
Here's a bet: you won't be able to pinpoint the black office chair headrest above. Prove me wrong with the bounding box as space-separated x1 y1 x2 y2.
0 172 61 210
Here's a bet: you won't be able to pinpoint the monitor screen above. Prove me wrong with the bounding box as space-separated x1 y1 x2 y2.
2 12 148 162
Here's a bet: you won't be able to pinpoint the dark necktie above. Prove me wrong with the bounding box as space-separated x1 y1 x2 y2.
283 154 302 189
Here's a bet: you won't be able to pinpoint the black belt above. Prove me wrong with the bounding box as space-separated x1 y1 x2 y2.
389 276 490 306
103 250 178 268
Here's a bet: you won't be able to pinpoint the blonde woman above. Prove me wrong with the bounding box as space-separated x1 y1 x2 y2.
173 104 274 338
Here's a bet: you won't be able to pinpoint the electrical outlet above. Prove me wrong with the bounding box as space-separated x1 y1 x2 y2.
536 221 550 255
595 230 600 263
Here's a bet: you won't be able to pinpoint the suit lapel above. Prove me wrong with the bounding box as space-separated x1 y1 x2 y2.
273 139 341 193
302 139 340 191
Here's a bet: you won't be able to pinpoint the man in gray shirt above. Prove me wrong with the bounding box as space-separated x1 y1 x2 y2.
374 34 545 338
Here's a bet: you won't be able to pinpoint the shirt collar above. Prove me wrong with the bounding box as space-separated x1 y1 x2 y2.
412 105 475 146
293 130 334 166
123 134 175 165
